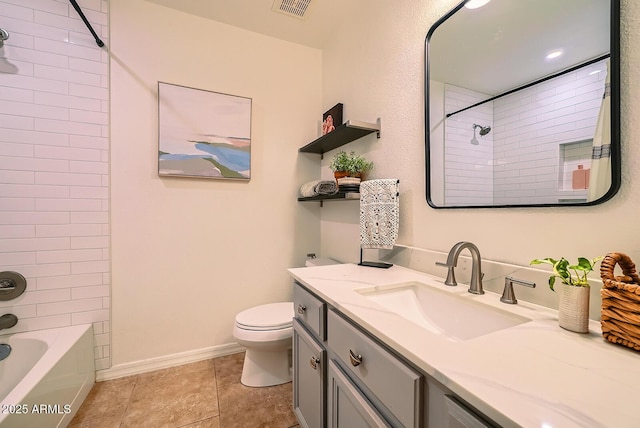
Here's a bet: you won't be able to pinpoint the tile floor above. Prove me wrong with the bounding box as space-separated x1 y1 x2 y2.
69 352 299 428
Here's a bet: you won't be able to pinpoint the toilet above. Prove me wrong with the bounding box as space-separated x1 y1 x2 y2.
233 302 294 387
233 256 338 387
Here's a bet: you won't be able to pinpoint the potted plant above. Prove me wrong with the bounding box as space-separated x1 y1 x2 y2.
530 256 602 333
328 150 373 185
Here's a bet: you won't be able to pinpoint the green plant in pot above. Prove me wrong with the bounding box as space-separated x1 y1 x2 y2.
530 256 602 333
329 150 373 182
529 256 602 290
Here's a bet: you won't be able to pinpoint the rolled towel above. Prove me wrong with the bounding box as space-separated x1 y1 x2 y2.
300 180 319 197
300 180 338 197
315 180 338 195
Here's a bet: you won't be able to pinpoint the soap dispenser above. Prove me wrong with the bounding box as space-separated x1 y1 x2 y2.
572 164 590 189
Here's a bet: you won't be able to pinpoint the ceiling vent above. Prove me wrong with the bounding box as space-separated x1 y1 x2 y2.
272 0 312 19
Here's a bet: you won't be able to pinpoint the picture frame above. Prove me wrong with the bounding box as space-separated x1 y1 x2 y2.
322 103 343 135
158 82 252 180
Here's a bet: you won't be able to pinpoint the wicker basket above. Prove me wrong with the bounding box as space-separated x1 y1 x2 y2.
600 252 640 351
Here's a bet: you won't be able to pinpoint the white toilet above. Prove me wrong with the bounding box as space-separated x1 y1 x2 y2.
233 302 294 387
233 256 337 387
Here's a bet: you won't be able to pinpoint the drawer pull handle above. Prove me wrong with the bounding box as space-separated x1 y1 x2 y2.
310 356 320 370
349 349 363 367
297 304 307 314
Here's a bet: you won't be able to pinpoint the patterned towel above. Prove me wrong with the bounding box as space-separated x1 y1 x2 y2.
299 180 338 197
359 179 399 249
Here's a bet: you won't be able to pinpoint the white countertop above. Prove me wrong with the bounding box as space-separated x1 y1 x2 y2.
288 263 640 428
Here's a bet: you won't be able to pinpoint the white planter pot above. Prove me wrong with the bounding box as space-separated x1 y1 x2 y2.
558 283 590 333
336 177 361 186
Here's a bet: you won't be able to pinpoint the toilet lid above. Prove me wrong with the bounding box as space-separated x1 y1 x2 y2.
235 302 294 331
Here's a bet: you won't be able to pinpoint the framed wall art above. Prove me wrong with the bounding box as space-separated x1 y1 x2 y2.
322 103 343 135
158 82 252 179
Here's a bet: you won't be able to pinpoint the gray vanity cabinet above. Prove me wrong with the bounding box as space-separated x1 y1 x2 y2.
293 283 328 428
328 360 390 427
293 281 495 428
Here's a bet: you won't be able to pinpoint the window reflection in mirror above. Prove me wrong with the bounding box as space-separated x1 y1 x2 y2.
425 0 620 208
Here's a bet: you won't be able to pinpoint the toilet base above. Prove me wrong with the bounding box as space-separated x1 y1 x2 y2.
241 348 292 387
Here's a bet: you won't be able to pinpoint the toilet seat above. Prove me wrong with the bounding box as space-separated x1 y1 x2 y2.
235 302 294 331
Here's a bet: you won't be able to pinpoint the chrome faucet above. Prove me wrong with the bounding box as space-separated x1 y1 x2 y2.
0 314 18 331
436 241 484 294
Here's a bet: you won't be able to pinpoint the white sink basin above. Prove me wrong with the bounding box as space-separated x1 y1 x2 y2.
357 281 530 341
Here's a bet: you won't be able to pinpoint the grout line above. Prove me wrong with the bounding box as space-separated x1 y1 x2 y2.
117 376 137 427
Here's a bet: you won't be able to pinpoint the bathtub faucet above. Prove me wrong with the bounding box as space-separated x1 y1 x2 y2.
0 313 18 331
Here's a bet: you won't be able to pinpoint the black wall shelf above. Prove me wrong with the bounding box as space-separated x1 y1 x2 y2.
297 192 360 203
299 119 381 156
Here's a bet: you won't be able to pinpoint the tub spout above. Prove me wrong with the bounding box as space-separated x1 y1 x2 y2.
0 313 18 331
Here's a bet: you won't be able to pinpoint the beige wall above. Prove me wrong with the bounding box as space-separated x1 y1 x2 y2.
109 0 322 366
321 1 640 269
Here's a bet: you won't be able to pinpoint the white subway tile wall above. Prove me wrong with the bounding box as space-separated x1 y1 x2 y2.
0 0 110 370
444 85 494 206
443 59 607 205
492 60 606 205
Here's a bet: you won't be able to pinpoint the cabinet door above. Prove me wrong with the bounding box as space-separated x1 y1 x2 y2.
328 360 390 428
444 396 492 428
293 319 326 428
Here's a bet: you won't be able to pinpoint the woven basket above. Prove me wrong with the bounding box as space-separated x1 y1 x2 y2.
600 252 640 351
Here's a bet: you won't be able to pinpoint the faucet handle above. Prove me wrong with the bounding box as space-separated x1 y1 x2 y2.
501 276 536 304
435 262 457 286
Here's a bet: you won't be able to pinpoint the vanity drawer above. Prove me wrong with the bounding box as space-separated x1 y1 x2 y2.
294 282 326 340
327 309 422 427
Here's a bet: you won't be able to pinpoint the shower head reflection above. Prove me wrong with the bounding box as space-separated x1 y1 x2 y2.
0 28 9 48
471 123 491 144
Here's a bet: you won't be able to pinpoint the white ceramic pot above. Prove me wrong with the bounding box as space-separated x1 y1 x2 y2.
336 176 361 186
558 283 590 333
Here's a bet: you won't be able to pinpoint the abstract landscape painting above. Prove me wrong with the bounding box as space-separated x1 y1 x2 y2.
158 82 252 179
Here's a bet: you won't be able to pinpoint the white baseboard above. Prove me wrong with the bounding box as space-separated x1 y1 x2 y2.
96 342 245 381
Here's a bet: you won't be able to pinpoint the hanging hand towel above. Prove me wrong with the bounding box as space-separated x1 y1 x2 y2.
359 179 399 250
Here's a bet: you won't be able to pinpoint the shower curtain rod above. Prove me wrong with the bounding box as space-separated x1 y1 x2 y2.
69 0 104 47
445 53 610 119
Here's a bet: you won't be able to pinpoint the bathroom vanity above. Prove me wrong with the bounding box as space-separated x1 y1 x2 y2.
288 263 640 427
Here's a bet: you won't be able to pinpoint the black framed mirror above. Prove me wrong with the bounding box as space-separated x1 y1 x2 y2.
425 0 620 208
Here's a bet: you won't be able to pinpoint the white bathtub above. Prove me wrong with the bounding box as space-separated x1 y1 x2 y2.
0 324 95 427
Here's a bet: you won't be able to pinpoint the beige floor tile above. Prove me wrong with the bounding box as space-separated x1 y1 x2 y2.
213 352 245 388
136 359 216 387
180 416 222 428
69 375 138 426
217 381 296 428
72 353 297 428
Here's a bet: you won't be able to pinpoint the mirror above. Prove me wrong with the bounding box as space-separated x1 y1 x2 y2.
426 0 620 208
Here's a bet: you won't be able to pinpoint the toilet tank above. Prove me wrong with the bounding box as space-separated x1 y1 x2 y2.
305 257 338 267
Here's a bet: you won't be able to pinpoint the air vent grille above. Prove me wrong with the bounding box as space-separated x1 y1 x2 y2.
272 0 312 19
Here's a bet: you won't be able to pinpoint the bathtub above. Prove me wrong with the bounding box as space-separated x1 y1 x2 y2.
0 324 95 427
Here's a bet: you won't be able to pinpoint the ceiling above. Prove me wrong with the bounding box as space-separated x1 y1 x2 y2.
429 0 611 95
144 0 362 49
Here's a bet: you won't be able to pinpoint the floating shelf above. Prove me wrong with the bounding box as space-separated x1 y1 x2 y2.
299 119 381 155
297 192 360 203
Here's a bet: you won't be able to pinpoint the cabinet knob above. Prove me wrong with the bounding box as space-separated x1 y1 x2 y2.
309 356 320 370
349 349 363 367
297 304 307 314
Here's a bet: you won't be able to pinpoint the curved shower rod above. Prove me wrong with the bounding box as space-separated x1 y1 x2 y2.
69 0 105 47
